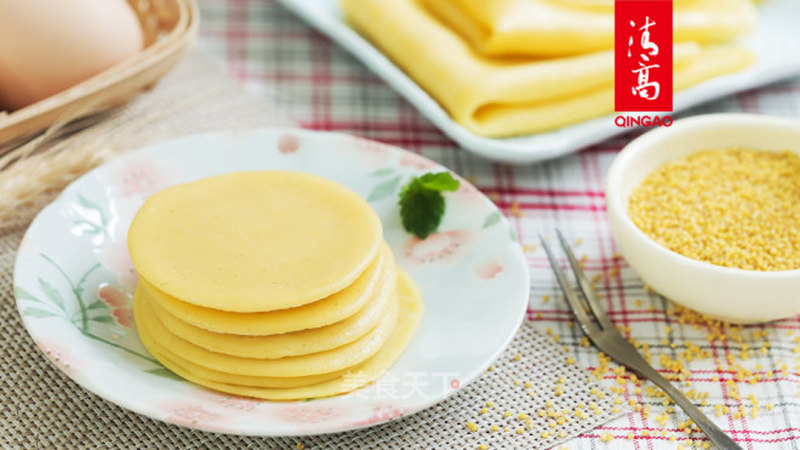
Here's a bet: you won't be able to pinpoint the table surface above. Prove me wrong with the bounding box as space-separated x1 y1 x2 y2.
196 1 800 448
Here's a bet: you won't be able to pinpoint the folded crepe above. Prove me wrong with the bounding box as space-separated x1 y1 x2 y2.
423 0 757 57
341 0 754 137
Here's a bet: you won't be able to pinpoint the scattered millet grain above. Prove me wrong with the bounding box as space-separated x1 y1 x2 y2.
628 149 800 271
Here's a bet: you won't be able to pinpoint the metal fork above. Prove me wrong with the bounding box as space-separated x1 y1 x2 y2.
539 230 743 450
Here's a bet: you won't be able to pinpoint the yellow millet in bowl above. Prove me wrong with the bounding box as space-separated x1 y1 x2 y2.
628 148 800 272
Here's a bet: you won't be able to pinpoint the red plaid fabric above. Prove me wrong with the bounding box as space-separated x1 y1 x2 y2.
197 1 800 448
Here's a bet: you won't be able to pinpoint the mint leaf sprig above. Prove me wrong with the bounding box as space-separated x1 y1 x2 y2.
398 172 460 239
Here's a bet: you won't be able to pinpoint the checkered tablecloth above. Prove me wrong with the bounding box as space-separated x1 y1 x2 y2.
197 1 800 448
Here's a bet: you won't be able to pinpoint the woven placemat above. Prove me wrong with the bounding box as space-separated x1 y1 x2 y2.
0 52 625 449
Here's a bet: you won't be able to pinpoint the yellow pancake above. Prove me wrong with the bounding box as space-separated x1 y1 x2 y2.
139 331 362 388
342 0 754 137
145 266 394 358
143 243 396 336
128 171 383 312
139 330 366 388
138 324 349 388
139 270 424 400
423 0 756 57
135 285 399 377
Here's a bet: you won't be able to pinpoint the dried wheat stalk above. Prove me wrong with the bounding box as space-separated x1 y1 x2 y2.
0 85 219 223
0 110 125 223
0 52 292 225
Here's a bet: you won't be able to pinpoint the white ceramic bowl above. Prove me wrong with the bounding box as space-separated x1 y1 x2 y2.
606 114 800 324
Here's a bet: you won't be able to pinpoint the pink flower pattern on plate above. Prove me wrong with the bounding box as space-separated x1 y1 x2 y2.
278 133 300 154
475 261 504 280
398 152 438 171
214 394 262 412
166 404 222 429
98 285 134 328
276 404 341 424
351 405 409 427
114 157 171 198
402 230 471 265
342 135 392 168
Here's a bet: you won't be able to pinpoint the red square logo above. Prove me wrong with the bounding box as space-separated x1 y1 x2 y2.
615 0 673 112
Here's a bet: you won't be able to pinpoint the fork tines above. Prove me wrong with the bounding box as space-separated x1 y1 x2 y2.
538 230 613 338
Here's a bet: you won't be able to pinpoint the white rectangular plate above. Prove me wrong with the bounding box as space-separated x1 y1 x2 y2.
277 0 800 164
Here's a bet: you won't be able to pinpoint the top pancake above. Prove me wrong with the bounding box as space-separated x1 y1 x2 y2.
142 243 395 335
128 171 383 312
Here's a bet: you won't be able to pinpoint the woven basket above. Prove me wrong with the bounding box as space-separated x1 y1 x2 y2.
0 0 198 147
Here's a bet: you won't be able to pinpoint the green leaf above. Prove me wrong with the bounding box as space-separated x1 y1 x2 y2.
86 299 109 310
482 211 502 229
90 315 115 323
368 168 397 177
38 278 66 312
397 172 461 239
367 175 402 202
15 286 41 303
399 181 445 240
417 172 460 192
23 307 58 318
146 367 183 381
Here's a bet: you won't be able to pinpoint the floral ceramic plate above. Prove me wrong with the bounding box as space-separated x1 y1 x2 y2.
14 129 530 436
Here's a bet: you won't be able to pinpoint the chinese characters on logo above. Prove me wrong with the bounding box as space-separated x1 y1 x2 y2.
629 17 660 101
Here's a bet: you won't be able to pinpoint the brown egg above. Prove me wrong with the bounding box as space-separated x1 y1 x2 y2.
0 0 143 110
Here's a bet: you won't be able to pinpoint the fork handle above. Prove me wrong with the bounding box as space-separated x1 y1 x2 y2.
630 361 743 449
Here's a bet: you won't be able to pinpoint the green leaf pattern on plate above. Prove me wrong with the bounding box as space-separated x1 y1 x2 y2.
482 211 502 229
38 278 66 313
367 175 402 202
22 308 59 318
18 192 177 378
145 368 184 381
368 167 397 177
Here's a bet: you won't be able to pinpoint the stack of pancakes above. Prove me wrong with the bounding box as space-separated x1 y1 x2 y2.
129 171 422 400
